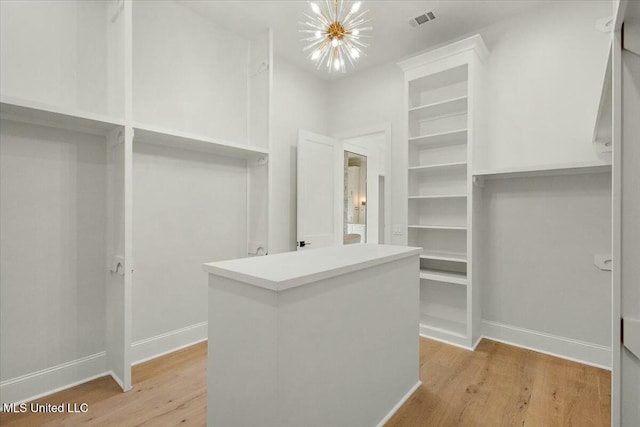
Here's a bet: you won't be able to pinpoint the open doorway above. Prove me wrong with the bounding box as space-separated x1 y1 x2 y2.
338 124 391 244
344 151 367 244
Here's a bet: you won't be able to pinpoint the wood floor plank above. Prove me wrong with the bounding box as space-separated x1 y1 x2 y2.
0 338 610 426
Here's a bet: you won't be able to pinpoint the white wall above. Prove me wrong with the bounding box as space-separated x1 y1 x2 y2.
479 173 612 347
0 0 122 117
0 120 107 381
132 144 247 350
269 57 329 253
133 0 249 142
479 0 611 170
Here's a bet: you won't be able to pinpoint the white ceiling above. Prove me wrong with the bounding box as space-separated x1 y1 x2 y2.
184 0 551 80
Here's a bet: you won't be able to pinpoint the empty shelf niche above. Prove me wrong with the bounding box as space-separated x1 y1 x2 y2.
420 280 467 338
420 258 467 285
409 197 467 229
408 65 468 109
409 229 467 263
409 128 467 147
408 65 469 138
409 133 467 169
409 167 467 197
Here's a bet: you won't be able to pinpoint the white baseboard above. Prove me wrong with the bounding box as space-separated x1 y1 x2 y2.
481 320 612 370
375 381 422 427
0 352 107 405
132 321 208 365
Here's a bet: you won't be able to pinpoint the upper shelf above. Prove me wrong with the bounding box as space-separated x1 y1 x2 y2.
0 95 124 135
409 96 467 121
473 160 612 180
409 129 467 147
133 123 269 160
409 161 467 173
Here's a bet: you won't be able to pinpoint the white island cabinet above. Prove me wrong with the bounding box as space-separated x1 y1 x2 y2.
203 244 422 427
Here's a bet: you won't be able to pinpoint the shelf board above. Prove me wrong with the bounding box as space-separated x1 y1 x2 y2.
420 251 467 263
420 269 467 285
0 95 124 135
473 160 612 180
409 96 467 121
408 161 467 173
408 129 468 146
409 225 467 231
408 194 467 200
420 314 467 339
133 123 269 160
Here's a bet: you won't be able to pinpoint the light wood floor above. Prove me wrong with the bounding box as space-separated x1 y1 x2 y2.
0 338 610 426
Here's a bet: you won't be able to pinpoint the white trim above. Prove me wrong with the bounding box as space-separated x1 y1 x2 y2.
0 352 107 405
471 335 483 351
611 25 623 427
375 381 422 427
397 35 489 71
481 320 612 370
131 322 208 365
420 332 474 351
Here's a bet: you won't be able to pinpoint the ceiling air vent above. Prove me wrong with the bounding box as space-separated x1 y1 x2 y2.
409 11 436 28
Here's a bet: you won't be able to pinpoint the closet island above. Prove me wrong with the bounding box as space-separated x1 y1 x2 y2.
204 244 422 427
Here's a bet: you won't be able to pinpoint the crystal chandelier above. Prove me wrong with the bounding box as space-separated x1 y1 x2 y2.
300 0 372 73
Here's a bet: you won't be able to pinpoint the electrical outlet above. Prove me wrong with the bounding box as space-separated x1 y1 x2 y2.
392 225 404 236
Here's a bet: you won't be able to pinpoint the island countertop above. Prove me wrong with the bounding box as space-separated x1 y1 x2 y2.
203 244 422 292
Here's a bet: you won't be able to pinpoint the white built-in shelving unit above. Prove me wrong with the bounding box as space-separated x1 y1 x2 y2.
399 35 488 350
0 0 272 403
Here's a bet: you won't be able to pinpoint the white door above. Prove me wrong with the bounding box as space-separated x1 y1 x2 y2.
297 130 343 250
612 3 640 425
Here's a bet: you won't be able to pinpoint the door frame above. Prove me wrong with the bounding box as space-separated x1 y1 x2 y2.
334 123 392 244
611 1 628 424
344 142 378 244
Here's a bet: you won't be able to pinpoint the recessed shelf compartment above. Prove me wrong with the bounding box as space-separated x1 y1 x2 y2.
409 168 467 196
409 129 468 147
410 227 467 260
420 268 468 285
408 64 468 109
473 160 612 180
409 197 466 228
409 96 468 121
420 279 468 338
0 96 125 135
420 315 467 338
409 112 468 139
133 123 269 160
409 137 467 168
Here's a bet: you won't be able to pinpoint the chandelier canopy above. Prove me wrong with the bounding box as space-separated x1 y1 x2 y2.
300 0 372 73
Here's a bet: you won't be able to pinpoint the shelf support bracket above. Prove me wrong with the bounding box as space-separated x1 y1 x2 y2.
251 155 268 168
